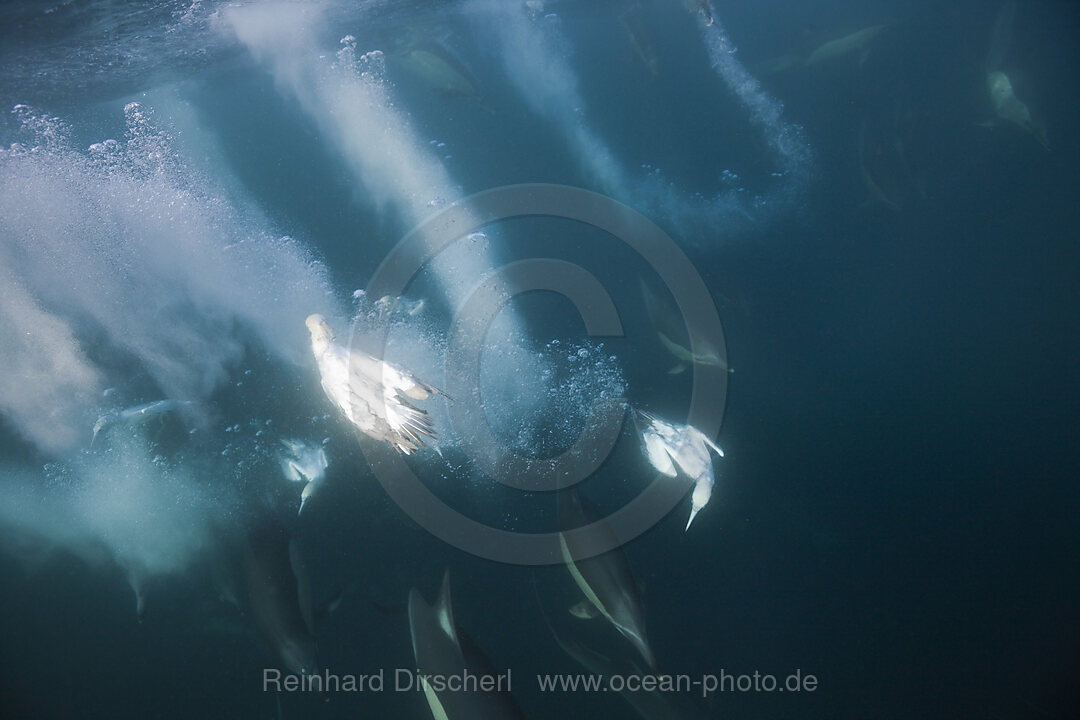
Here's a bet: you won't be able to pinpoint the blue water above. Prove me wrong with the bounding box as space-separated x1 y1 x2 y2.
1 1 1078 718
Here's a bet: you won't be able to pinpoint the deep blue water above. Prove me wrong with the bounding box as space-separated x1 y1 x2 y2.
1 1 1078 718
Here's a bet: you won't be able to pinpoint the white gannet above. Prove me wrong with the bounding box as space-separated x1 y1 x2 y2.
633 410 724 530
278 438 329 515
305 314 447 455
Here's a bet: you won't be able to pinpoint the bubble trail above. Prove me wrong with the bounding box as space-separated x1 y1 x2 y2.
474 0 812 241
221 3 524 332
222 2 568 469
0 103 334 455
0 100 334 602
688 0 813 211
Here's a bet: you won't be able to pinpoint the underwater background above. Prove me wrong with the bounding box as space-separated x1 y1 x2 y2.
1 1 1078 718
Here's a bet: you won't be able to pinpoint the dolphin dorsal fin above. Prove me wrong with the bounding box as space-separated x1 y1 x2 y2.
436 570 460 647
657 331 692 361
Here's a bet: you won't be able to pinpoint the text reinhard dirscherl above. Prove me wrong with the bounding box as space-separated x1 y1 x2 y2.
263 668 818 698
263 668 512 695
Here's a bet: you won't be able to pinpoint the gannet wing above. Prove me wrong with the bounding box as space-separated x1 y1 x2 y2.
649 414 681 442
384 364 438 400
643 433 678 477
312 446 328 472
692 428 724 457
380 362 448 401
347 349 448 401
280 438 303 455
345 379 436 454
280 457 305 483
402 375 448 401
667 426 716 479
320 342 444 454
343 385 383 432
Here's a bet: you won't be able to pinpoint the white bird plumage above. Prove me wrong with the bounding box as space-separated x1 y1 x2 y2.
279 438 329 515
634 410 723 530
305 314 447 455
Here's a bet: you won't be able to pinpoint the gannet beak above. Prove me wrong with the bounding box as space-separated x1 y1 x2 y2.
685 505 701 531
